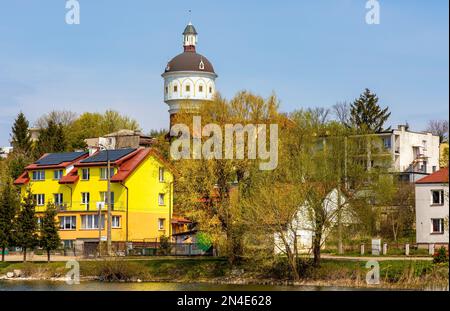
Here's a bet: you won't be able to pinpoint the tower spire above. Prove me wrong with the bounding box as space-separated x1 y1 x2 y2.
183 21 197 52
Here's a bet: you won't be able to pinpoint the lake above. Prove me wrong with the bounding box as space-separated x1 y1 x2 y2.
0 280 382 291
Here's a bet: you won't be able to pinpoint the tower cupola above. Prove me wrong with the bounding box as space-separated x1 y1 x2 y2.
183 22 198 52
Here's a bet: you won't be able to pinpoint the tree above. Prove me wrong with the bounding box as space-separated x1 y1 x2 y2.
173 91 280 265
16 187 39 262
6 153 29 180
0 179 19 261
426 120 449 143
332 102 350 125
40 202 61 262
349 88 391 133
34 120 67 157
10 112 32 156
35 110 78 129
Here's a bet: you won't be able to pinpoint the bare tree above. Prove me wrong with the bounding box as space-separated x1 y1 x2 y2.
35 110 78 128
332 102 350 125
307 107 330 125
426 120 449 143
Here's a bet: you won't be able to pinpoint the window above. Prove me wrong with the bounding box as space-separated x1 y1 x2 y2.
158 218 165 230
422 140 427 151
112 216 121 228
33 194 45 206
382 137 391 149
185 85 190 92
431 218 444 234
432 166 437 173
63 240 74 249
32 170 45 181
53 193 63 206
199 85 203 92
81 168 90 180
173 85 178 92
53 170 63 180
59 216 76 230
158 193 165 206
431 190 444 205
81 192 90 210
100 167 115 180
159 167 165 182
209 86 212 93
165 86 168 94
100 192 115 210
81 215 105 230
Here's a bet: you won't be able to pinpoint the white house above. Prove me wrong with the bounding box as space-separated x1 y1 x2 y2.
274 188 352 254
415 167 449 249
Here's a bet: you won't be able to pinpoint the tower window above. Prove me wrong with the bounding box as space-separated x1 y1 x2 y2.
173 85 178 92
199 85 203 92
165 86 168 94
209 86 212 93
186 85 190 92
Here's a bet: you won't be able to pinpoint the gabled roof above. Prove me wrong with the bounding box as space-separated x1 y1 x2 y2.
416 167 449 184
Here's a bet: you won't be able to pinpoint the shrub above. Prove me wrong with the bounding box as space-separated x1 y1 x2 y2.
433 247 449 264
158 235 171 255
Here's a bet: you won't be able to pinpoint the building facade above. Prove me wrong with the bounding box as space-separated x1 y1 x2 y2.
415 168 449 249
14 148 174 250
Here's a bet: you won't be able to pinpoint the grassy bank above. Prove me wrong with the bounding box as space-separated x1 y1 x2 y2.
0 258 448 290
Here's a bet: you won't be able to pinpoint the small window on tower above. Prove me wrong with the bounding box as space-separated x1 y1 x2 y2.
165 86 168 94
199 85 203 92
209 86 212 93
186 85 190 92
174 85 178 92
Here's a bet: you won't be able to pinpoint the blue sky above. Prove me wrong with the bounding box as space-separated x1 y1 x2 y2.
0 0 448 146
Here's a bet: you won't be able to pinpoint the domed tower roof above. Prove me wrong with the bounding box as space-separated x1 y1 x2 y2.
165 52 215 74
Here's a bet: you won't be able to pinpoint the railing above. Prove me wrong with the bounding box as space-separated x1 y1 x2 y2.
53 201 127 212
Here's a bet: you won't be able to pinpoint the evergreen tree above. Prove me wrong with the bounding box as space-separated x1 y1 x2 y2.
7 153 28 180
10 112 32 156
0 179 19 261
349 88 391 133
16 187 38 262
34 120 67 157
40 202 61 262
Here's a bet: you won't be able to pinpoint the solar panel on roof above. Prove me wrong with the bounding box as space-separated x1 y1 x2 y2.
80 148 136 163
35 151 88 166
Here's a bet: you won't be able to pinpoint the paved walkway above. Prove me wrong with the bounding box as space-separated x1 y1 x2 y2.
321 254 432 261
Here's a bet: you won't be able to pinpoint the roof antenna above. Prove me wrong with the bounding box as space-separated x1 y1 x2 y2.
188 9 192 24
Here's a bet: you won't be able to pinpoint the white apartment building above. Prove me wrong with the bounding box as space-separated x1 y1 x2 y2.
376 125 440 182
415 168 449 249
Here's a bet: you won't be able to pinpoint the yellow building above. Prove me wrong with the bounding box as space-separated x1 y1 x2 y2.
14 148 174 250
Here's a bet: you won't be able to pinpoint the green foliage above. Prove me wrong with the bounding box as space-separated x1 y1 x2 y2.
0 179 20 260
158 235 172 255
34 120 67 157
40 202 61 261
433 247 449 264
349 88 391 133
6 153 29 180
10 112 32 156
16 187 39 260
196 232 213 251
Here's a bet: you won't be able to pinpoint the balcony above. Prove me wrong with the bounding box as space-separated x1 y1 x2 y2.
54 201 127 212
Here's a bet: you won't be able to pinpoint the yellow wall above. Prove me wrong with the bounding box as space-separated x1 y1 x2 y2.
19 154 174 243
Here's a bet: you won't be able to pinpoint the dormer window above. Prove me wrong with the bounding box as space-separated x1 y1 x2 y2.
199 60 205 70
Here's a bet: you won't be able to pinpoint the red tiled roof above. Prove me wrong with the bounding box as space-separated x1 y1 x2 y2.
13 171 30 185
416 167 449 184
171 215 192 224
111 148 151 182
59 168 79 184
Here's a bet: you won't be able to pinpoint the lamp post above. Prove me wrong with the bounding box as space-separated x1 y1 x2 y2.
99 144 112 256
